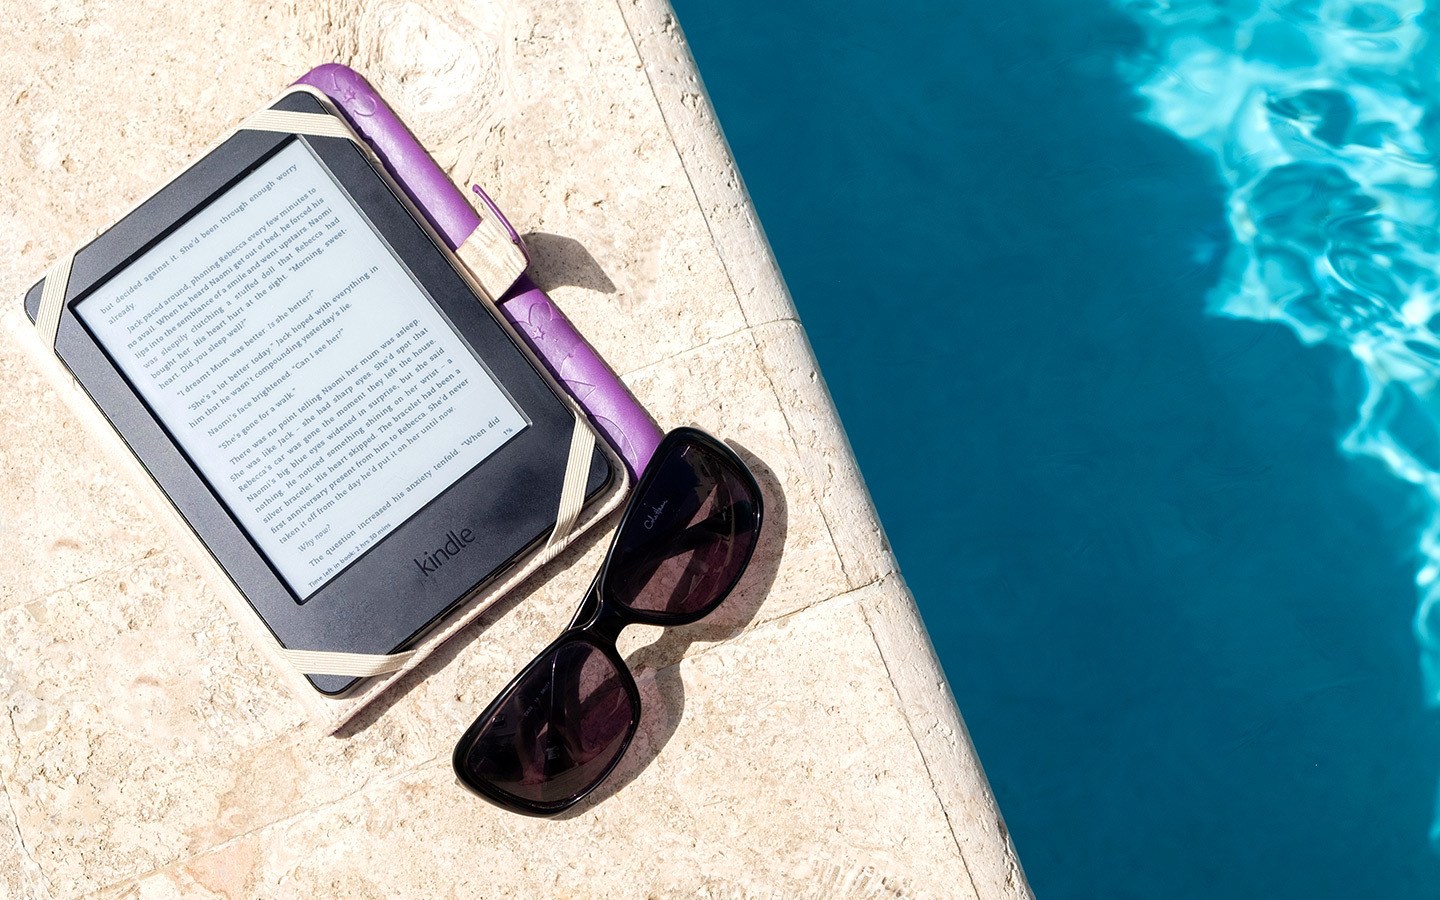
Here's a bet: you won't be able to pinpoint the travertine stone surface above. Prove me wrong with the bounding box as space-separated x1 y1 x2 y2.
0 0 1029 896
116 595 978 900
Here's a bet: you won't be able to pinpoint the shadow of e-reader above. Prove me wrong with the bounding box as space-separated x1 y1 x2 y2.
24 88 614 695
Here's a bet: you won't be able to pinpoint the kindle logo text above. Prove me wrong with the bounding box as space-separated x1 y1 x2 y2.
414 528 477 577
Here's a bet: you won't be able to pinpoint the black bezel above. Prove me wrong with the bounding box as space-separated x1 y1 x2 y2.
23 88 613 694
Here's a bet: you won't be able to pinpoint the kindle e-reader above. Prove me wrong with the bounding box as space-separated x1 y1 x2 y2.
24 87 616 694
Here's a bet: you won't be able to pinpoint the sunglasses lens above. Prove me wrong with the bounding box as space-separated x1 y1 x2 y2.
608 435 761 619
454 636 638 811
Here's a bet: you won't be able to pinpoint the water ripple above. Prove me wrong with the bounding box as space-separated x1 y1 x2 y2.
1115 0 1440 845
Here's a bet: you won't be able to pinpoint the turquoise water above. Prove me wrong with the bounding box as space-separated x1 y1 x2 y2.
673 0 1440 895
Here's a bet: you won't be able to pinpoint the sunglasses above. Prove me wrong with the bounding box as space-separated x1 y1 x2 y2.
452 427 764 816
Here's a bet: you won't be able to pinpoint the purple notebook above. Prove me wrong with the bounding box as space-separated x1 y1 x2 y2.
295 64 661 476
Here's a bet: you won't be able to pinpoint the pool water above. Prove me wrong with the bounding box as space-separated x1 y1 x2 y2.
671 0 1440 895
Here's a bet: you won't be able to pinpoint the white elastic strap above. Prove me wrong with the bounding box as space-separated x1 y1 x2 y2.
240 109 356 141
548 412 597 550
280 413 596 677
37 250 74 348
276 647 416 678
456 209 529 302
526 412 597 571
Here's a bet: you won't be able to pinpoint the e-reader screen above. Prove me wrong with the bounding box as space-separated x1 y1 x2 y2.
75 139 529 600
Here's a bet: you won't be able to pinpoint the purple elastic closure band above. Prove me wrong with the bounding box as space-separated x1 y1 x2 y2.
295 64 661 475
469 183 522 247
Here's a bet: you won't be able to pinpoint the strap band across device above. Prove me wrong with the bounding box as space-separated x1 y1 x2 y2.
241 109 356 141
36 250 74 349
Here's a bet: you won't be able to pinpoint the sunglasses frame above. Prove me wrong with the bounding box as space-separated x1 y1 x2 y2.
452 427 764 816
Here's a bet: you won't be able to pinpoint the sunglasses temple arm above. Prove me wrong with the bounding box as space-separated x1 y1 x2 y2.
618 503 753 582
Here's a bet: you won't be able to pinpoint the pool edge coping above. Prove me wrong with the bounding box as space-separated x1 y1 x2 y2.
616 1 1031 895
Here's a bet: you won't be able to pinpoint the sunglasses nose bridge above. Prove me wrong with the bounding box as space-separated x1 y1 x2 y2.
584 600 630 646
